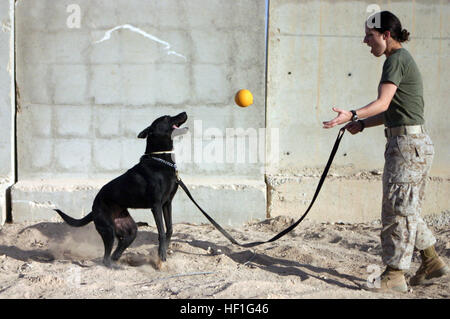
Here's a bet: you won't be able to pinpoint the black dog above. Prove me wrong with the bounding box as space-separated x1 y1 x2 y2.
54 112 188 268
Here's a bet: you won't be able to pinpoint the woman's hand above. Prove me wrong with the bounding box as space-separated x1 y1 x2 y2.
323 83 396 129
322 107 352 129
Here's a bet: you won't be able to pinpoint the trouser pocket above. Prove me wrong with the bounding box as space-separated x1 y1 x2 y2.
383 134 434 184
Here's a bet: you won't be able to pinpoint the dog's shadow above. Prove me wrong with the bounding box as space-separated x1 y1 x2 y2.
0 221 161 267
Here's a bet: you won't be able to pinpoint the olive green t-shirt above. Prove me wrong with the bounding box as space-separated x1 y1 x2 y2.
380 48 425 127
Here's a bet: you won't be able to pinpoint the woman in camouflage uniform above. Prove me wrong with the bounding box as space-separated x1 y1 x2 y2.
323 11 448 293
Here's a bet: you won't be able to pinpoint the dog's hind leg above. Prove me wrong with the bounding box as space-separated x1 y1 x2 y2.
112 210 137 262
94 213 115 267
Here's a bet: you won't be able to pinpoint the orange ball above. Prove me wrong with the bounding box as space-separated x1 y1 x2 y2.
235 89 254 107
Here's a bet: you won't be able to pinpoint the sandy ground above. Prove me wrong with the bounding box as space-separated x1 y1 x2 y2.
0 212 448 299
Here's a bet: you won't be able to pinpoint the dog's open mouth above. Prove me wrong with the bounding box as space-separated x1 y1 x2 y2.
171 113 188 138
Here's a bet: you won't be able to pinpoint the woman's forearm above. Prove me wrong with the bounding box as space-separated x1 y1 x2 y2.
323 83 396 129
362 112 385 128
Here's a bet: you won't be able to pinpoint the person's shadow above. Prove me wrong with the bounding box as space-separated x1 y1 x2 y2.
176 237 366 290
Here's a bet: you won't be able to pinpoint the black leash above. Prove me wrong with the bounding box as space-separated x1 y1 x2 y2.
156 128 346 248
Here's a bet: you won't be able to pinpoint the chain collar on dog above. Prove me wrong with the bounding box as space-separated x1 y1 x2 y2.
150 156 177 170
150 156 180 181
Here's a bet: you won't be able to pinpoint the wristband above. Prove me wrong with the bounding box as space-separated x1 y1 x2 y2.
359 120 365 132
350 110 358 122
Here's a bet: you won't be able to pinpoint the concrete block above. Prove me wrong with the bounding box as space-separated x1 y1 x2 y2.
52 65 89 105
16 63 51 104
185 106 234 133
191 30 230 64
267 175 450 223
193 64 230 104
15 0 72 32
157 30 192 64
10 179 103 223
14 0 47 32
119 26 168 64
106 0 154 27
185 0 265 29
412 2 443 39
234 30 266 66
11 178 267 227
94 105 122 137
143 2 187 29
49 31 91 64
168 177 267 226
155 64 189 105
15 31 49 64
17 130 54 179
18 104 53 137
270 0 321 35
54 139 92 172
55 105 92 137
90 30 122 64
83 0 121 29
184 0 233 28
121 106 157 138
28 138 53 170
90 64 122 104
93 139 122 171
91 25 189 66
121 139 145 168
121 64 158 106
319 1 370 36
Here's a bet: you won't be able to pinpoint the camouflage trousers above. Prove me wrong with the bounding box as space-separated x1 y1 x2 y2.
381 133 436 270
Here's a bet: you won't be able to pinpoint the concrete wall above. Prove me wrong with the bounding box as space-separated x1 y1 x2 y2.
266 0 450 222
0 0 14 225
12 0 267 225
2 0 449 225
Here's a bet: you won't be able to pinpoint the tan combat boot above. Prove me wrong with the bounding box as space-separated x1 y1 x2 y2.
410 246 449 286
370 266 408 293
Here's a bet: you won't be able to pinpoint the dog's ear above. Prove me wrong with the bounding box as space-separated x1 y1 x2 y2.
138 127 151 139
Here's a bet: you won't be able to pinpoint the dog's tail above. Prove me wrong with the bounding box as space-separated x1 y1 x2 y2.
54 209 94 227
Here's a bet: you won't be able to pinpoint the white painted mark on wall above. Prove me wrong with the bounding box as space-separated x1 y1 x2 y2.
94 24 187 61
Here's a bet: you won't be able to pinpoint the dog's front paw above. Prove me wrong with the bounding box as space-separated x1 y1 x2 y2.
159 246 167 262
155 258 163 270
103 257 112 268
